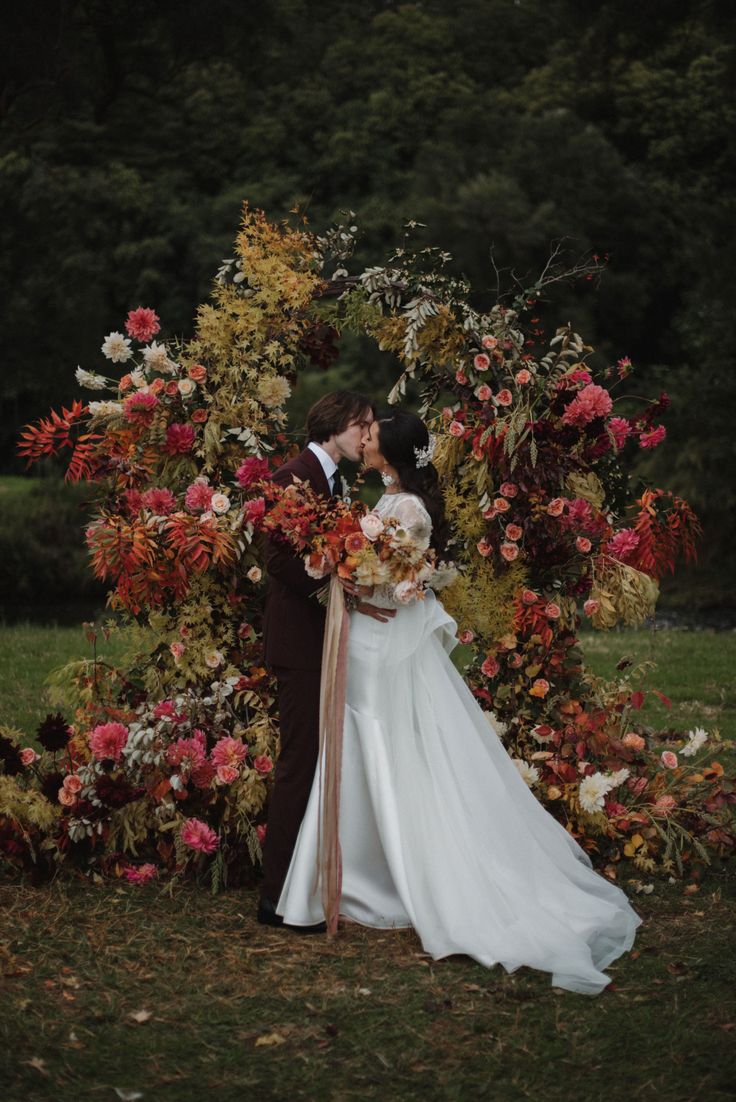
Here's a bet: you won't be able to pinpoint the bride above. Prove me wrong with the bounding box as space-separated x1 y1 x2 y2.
276 410 640 995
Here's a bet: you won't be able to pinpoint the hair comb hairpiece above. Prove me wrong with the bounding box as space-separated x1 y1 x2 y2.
414 434 437 468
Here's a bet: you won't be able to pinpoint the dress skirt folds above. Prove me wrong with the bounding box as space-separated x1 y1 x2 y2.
277 497 640 995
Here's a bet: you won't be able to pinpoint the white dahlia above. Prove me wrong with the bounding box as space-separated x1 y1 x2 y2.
681 726 708 757
101 331 133 363
75 367 108 390
512 759 540 787
578 773 614 814
256 375 291 409
143 341 177 374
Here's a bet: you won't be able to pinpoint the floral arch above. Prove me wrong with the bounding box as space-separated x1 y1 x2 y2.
3 203 732 887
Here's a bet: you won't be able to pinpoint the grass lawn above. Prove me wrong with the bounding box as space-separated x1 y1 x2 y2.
1 877 734 1102
1 623 734 1100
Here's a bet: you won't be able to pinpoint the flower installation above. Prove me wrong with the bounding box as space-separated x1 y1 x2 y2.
2 204 731 889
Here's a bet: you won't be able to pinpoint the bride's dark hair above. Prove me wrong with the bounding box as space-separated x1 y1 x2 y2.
377 410 450 557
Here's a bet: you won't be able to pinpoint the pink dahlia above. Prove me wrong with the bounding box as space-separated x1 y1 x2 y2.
191 760 216 789
123 488 143 515
243 497 266 525
124 863 158 884
639 425 666 449
236 457 270 488
566 498 594 528
211 736 247 769
141 487 177 515
164 423 196 455
89 722 128 762
568 368 593 386
180 818 219 854
561 383 613 427
185 479 214 513
125 307 161 343
166 733 207 774
608 416 632 450
123 392 159 424
607 528 640 562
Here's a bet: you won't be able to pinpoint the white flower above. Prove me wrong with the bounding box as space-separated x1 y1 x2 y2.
360 512 385 541
210 493 231 514
178 378 196 398
143 341 177 374
87 400 123 418
247 566 262 583
393 580 420 604
578 772 614 814
681 726 708 757
130 369 147 389
353 558 391 588
512 759 540 787
101 331 133 363
75 366 108 390
205 650 224 669
608 767 630 788
256 375 291 409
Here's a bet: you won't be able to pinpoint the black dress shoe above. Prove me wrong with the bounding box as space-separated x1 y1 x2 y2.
257 897 327 935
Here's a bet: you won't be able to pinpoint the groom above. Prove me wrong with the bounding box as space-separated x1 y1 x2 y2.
258 390 378 929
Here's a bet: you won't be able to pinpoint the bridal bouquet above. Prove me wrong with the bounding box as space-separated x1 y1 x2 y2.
252 477 456 604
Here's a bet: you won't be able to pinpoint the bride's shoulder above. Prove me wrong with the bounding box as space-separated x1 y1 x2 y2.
382 492 431 524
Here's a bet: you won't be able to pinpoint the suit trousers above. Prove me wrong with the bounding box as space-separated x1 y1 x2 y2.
260 665 321 904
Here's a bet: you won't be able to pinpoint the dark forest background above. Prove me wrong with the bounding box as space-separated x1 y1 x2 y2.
1 0 734 615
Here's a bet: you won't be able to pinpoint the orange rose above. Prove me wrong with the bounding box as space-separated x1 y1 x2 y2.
188 364 207 382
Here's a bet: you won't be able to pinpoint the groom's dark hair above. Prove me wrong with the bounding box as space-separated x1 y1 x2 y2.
306 390 375 443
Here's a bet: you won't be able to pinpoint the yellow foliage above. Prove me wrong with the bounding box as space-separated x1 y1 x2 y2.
0 775 59 834
441 558 527 638
566 471 606 510
590 559 659 630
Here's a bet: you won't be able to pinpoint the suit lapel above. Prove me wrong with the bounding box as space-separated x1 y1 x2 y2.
299 446 332 498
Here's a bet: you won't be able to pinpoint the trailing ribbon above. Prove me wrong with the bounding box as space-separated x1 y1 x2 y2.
317 573 350 934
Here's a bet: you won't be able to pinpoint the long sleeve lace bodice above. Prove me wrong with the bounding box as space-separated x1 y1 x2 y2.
365 493 433 608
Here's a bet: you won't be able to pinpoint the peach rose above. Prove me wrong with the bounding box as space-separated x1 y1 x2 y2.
455 370 468 385
247 566 262 583
148 377 165 395
170 641 185 661
496 389 513 407
515 368 532 385
481 655 500 678
499 482 518 498
508 652 524 668
500 542 519 561
476 538 493 558
119 374 133 392
576 536 592 553
545 602 561 620
521 589 538 605
58 787 76 806
623 732 646 752
448 420 465 437
188 364 207 382
583 598 600 616
216 765 239 785
20 748 39 766
64 775 83 794
505 524 523 542
360 512 385 541
661 750 678 769
459 629 475 645
165 379 180 397
475 384 493 401
482 336 498 350
547 498 565 517
473 353 490 371
253 755 274 775
493 497 511 513
441 406 454 421
191 408 208 423
529 678 551 698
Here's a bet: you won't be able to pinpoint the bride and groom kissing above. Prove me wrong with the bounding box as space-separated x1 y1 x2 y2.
256 389 641 995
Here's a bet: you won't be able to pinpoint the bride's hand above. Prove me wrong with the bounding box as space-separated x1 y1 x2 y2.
338 577 374 598
355 600 396 623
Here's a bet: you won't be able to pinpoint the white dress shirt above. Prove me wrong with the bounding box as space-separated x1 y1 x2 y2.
307 441 338 494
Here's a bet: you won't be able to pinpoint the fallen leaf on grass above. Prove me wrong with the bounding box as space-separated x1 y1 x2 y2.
255 1032 287 1047
114 1090 144 1101
22 1057 49 1077
128 1009 153 1023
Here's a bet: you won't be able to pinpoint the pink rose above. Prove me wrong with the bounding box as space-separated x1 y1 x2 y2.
20 748 39 766
493 497 511 513
521 589 538 605
58 787 76 806
448 420 465 438
441 407 454 421
455 370 468 385
88 722 128 762
476 538 493 558
188 364 207 383
170 641 185 661
547 498 565 517
475 384 493 401
576 536 592 553
496 389 513 407
529 678 550 698
360 512 385 541
505 523 523 542
482 336 498 350
515 369 531 385
165 379 179 397
180 818 219 854
125 307 161 343
544 602 561 620
661 750 678 770
481 655 500 678
459 629 475 645
583 598 600 616
622 732 646 752
216 765 239 785
63 775 83 794
500 542 519 561
473 353 490 371
253 755 274 775
124 863 158 884
499 482 518 498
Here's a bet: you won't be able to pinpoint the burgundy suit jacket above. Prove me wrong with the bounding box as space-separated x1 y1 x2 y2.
262 447 333 671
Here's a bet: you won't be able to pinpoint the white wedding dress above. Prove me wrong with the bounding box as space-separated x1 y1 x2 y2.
277 492 640 994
